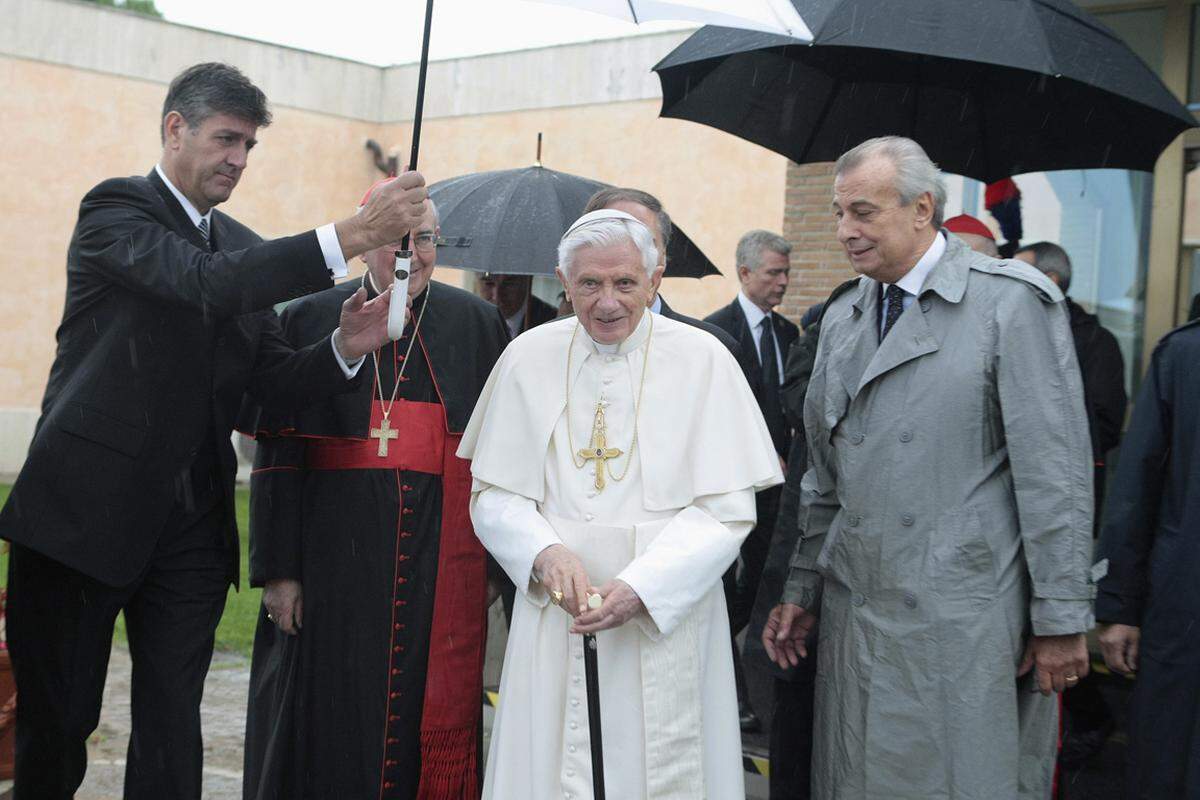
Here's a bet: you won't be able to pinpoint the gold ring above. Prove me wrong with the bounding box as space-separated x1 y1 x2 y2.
551 589 564 605
1065 675 1080 684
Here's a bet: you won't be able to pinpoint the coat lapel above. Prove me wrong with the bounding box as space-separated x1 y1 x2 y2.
849 237 971 398
836 279 880 400
147 169 210 251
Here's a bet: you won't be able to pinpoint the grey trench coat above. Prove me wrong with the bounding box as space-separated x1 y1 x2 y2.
783 234 1096 800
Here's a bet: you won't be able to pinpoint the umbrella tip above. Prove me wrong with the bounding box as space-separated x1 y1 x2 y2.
535 132 543 167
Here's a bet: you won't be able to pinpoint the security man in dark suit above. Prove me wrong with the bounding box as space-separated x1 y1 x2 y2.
706 229 800 730
0 62 429 800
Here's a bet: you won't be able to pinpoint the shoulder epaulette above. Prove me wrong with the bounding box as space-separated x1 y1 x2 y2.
969 258 1064 303
816 277 862 326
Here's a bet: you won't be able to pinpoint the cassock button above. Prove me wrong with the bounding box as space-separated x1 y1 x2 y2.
569 745 577 754
584 513 595 522
570 722 578 730
566 770 575 778
571 698 580 707
573 676 581 685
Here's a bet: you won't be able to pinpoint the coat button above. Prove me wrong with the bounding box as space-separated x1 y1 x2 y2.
848 515 861 528
901 514 915 526
899 430 913 443
904 592 918 609
851 592 865 607
852 433 865 445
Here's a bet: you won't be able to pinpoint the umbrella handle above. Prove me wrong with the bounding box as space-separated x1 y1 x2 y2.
583 633 606 800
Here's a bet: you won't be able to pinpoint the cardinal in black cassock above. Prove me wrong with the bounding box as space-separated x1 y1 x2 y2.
239 187 509 800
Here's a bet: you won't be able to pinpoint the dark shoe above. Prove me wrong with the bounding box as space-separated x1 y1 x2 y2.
739 704 762 733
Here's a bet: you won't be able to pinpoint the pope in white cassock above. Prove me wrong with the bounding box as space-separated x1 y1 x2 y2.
458 210 783 799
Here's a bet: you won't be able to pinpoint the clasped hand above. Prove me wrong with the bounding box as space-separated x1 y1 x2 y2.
763 603 818 668
532 544 644 633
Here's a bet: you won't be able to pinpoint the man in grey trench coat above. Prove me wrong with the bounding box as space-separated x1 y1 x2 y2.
764 137 1095 800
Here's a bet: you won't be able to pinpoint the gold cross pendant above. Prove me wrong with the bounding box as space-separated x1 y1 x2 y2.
369 416 399 457
577 403 622 491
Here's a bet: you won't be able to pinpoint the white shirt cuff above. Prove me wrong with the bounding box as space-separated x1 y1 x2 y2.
316 223 349 279
330 330 365 378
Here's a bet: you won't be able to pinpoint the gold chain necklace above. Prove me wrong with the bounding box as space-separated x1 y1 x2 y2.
365 272 430 457
564 313 653 485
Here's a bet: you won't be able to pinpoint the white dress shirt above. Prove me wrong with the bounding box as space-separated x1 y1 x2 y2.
504 306 526 338
879 232 946 339
736 290 784 381
154 164 362 377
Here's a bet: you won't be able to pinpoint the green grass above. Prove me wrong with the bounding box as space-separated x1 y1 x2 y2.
0 483 261 658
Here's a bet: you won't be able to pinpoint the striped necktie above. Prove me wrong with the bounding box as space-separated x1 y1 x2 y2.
197 217 211 249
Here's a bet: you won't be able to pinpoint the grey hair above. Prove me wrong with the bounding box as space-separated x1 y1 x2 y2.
161 62 271 143
583 187 673 253
736 230 792 271
1016 241 1072 292
835 136 947 227
558 217 658 278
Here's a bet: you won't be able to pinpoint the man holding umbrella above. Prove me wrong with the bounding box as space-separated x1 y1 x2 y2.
460 209 781 799
766 136 1094 800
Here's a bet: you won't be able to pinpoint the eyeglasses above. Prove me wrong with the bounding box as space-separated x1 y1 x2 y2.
412 233 438 253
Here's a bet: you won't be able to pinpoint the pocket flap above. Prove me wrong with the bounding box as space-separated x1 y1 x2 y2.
55 402 147 458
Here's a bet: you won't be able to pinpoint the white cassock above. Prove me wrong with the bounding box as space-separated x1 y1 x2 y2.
458 311 782 800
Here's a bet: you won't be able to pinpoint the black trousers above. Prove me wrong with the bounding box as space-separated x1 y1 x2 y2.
769 677 816 800
7 501 230 800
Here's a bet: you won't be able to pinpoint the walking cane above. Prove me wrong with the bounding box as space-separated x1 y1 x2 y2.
583 632 606 800
583 591 606 799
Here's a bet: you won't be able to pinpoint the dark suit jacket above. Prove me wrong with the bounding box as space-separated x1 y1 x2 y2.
0 170 350 587
524 294 558 331
657 295 755 381
705 296 800 453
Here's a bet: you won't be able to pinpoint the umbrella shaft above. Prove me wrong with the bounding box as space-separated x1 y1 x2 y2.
409 0 435 173
583 633 605 800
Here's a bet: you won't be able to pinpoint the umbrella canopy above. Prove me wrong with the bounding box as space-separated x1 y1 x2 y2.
528 0 812 39
653 0 1197 182
429 165 722 278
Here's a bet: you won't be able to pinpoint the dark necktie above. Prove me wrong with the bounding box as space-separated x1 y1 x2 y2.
759 316 785 452
880 284 906 342
197 218 212 250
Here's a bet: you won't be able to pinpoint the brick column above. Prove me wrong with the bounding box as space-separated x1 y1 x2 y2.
778 161 856 326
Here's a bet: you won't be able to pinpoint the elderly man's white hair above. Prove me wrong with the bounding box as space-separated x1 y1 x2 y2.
835 136 948 227
557 211 659 278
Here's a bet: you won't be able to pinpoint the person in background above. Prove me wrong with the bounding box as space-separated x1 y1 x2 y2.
1094 316 1200 799
477 272 557 337
943 213 1000 256
706 229 800 731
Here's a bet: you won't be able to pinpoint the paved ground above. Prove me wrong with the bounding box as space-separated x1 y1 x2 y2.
67 641 1122 800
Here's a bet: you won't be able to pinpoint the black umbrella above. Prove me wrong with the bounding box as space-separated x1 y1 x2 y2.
429 163 721 278
653 0 1196 182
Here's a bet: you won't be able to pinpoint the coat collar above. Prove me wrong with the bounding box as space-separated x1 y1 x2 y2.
147 168 211 252
838 230 974 399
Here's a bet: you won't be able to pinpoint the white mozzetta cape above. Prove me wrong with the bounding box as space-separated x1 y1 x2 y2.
458 313 781 508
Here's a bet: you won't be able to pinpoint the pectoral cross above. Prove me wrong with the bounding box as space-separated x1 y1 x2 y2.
577 402 622 492
370 416 399 457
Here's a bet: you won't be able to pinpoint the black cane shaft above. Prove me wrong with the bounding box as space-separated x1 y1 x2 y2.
583 633 606 800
